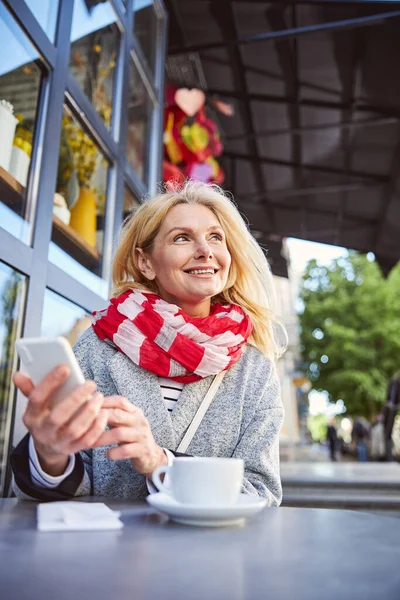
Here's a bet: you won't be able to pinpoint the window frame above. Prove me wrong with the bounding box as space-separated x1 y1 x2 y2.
0 0 167 496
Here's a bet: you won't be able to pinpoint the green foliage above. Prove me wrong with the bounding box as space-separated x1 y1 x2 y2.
0 272 24 407
307 414 328 443
299 253 400 418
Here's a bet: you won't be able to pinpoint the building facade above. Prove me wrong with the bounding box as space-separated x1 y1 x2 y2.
273 272 301 460
0 0 166 496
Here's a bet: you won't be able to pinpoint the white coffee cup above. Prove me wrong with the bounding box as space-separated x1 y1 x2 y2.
152 457 244 507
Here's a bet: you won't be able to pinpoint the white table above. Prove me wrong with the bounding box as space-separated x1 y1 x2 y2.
1 498 399 600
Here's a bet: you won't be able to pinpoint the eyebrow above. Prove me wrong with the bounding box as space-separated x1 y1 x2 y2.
165 226 224 236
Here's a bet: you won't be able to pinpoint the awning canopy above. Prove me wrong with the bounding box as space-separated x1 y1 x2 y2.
165 0 400 276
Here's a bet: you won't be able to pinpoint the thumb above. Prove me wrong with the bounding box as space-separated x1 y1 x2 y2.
13 371 35 397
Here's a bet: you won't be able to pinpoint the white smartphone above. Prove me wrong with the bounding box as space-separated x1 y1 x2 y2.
15 336 86 406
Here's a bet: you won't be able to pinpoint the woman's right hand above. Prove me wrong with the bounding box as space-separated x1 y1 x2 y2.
13 365 107 476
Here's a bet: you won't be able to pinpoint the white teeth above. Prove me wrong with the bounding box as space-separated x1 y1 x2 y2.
187 269 215 275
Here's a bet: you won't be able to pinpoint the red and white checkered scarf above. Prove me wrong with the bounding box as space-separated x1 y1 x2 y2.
92 289 253 383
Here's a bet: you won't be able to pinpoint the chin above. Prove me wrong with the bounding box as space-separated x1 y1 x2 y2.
191 283 222 295
180 288 216 302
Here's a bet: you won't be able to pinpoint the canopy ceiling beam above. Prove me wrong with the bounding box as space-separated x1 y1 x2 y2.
223 151 388 182
210 0 276 230
201 53 341 100
234 1 400 5
244 220 374 242
372 127 400 252
169 9 400 55
241 203 377 229
190 1 400 5
163 0 186 50
276 225 370 242
375 255 399 277
235 181 383 202
225 117 398 141
265 4 306 234
206 88 400 118
335 27 365 245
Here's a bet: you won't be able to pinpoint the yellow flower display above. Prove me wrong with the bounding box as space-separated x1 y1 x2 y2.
57 44 116 198
13 115 33 157
62 116 99 188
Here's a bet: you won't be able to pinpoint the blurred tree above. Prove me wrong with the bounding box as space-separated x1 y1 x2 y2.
0 272 23 404
307 414 328 443
299 253 400 419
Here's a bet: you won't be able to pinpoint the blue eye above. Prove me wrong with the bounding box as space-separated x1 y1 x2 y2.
210 233 223 241
174 234 188 242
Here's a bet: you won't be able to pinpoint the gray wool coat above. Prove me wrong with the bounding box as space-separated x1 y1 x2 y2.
14 327 284 506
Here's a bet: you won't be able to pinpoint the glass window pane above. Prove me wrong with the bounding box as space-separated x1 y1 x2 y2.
24 0 59 42
126 59 153 182
0 4 42 244
133 1 157 76
69 0 119 129
0 262 26 495
50 105 109 296
41 290 91 344
123 186 139 219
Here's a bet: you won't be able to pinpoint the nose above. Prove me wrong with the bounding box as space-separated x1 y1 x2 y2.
194 238 213 260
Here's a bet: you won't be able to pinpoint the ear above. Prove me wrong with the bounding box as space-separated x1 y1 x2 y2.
135 248 156 281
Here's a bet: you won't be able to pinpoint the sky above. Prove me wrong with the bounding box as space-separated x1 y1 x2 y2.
285 238 351 418
286 237 348 274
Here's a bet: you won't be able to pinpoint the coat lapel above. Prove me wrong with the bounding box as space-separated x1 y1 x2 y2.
107 351 177 450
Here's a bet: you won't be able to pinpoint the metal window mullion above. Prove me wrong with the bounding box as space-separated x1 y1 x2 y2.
0 228 33 276
109 0 126 28
153 0 167 21
46 263 107 312
130 41 158 103
123 1 147 201
104 1 135 287
8 0 74 488
2 0 57 70
102 22 125 282
66 73 119 163
111 0 130 145
66 0 126 284
148 6 167 194
22 0 74 338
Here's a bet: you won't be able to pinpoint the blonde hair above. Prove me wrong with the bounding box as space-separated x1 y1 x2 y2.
112 181 286 360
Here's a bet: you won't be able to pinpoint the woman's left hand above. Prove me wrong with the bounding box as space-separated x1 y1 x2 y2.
95 396 167 478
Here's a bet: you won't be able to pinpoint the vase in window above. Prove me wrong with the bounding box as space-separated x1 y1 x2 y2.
69 186 97 248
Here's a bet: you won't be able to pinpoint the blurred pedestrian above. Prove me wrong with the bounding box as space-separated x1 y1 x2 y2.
326 419 338 461
383 374 400 461
370 415 385 461
351 416 370 462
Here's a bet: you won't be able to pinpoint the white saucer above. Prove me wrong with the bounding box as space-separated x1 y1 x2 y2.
146 493 267 527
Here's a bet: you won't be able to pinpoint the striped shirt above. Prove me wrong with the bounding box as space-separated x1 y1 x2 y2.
158 377 185 412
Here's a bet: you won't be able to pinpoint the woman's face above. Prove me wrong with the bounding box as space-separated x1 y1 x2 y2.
136 204 231 317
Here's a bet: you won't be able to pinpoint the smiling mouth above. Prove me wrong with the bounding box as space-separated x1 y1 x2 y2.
184 268 218 275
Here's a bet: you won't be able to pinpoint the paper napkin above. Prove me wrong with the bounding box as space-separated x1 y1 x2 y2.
37 501 124 532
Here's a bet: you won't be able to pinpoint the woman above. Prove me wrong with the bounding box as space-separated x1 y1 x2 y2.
11 181 285 505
